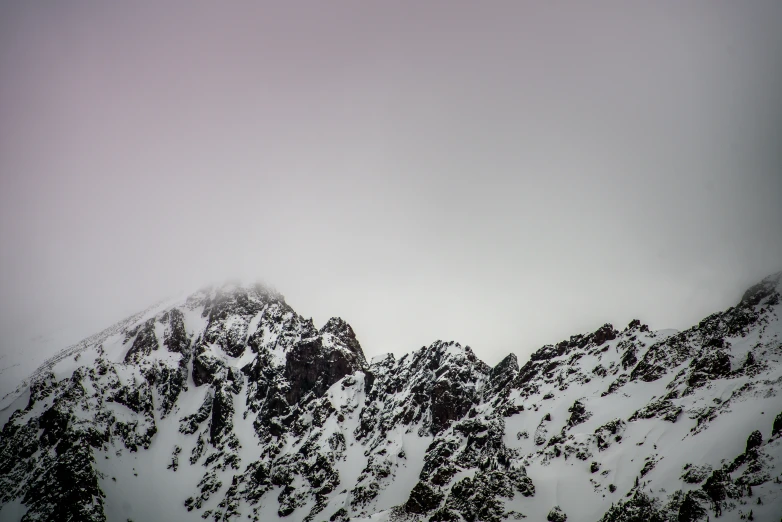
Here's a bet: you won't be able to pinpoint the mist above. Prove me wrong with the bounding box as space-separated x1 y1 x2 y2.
1 1 781 389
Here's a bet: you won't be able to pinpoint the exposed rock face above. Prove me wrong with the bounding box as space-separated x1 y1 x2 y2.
201 284 270 357
548 505 568 522
564 399 591 430
484 352 519 399
741 271 782 306
677 490 709 522
284 327 365 405
686 350 732 388
405 482 443 514
124 318 159 363
746 430 763 453
319 317 367 366
773 411 782 437
1 271 782 522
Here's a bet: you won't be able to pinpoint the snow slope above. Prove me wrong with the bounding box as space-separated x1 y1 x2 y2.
1 273 782 522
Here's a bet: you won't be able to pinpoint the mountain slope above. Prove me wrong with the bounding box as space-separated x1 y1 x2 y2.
1 275 781 522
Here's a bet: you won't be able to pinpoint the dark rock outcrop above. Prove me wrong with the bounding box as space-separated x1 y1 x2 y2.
746 430 763 453
284 333 366 405
547 505 567 522
773 411 782 437
124 318 158 363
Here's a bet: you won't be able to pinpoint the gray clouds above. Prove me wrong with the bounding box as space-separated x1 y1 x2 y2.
1 1 781 379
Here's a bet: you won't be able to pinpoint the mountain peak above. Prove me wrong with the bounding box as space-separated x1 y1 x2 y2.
2 272 782 521
319 316 366 366
741 270 782 306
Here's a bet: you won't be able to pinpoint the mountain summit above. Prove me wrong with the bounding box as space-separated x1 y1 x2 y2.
1 274 781 521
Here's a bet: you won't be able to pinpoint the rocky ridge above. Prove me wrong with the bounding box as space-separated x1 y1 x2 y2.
0 274 781 521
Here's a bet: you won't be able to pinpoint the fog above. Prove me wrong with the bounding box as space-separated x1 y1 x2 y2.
1 1 781 388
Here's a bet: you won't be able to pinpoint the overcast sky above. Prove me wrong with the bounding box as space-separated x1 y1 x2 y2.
1 1 781 384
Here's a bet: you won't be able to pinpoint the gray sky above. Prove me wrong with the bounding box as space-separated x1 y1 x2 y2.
1 1 781 382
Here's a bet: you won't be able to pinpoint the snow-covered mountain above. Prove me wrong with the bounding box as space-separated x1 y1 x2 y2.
1 274 781 522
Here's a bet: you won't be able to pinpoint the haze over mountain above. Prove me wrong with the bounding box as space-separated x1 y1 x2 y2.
2 1 782 392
